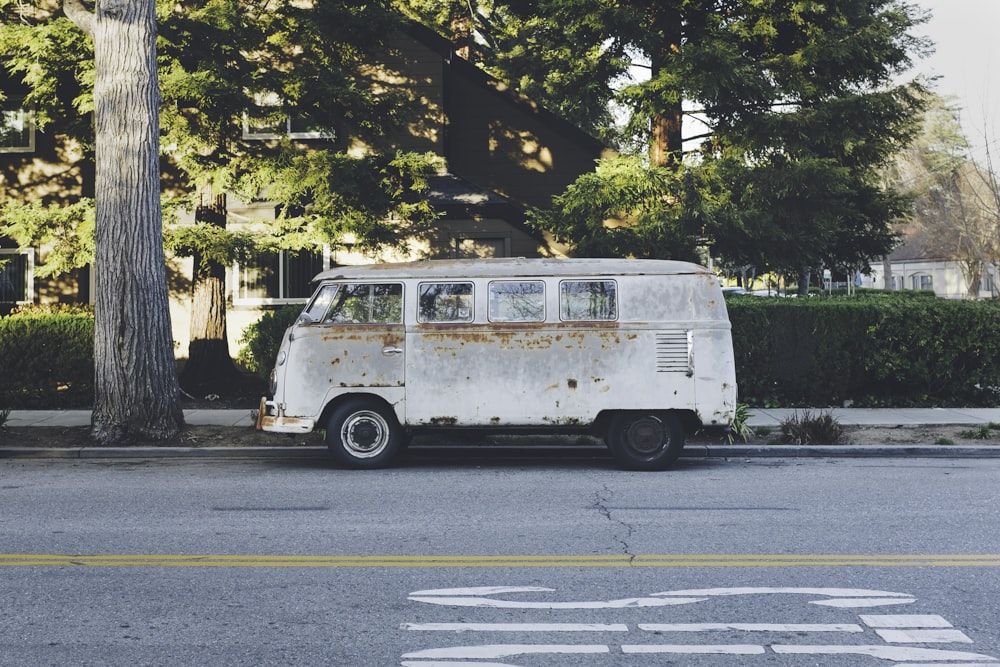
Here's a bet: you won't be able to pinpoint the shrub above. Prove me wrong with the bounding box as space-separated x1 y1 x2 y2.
237 305 303 380
778 410 844 445
0 308 94 408
727 294 1000 408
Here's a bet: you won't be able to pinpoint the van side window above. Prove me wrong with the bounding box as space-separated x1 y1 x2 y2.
301 284 338 324
488 281 544 322
560 280 617 321
418 282 474 322
325 283 403 324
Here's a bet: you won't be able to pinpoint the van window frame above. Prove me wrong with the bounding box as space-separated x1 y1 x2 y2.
558 279 618 322
304 282 404 324
417 281 475 323
487 280 545 322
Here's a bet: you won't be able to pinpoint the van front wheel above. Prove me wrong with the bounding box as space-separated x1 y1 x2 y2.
606 412 684 470
326 399 403 469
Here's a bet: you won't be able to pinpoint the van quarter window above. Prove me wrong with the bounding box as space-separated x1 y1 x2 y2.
325 283 403 324
489 280 544 322
418 282 474 322
560 280 617 321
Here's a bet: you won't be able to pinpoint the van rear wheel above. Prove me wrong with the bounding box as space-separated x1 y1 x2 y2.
326 399 403 469
606 412 684 470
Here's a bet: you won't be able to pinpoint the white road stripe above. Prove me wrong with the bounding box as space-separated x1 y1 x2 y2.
401 662 522 667
408 595 704 608
638 623 862 633
623 644 766 654
771 645 999 661
401 623 628 632
411 586 553 596
653 587 914 597
814 598 916 608
877 629 974 644
862 615 953 628
401 645 609 659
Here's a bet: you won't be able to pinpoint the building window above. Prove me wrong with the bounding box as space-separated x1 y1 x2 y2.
0 249 33 304
234 247 327 305
982 273 995 295
911 274 933 291
455 236 509 258
242 91 334 141
1 97 34 153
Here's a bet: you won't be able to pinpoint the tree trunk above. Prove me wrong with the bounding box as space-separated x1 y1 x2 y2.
179 194 249 396
649 4 683 169
86 0 184 443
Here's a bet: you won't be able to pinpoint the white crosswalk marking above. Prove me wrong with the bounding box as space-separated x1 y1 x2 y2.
400 585 999 664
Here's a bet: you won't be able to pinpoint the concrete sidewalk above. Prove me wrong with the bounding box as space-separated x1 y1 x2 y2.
7 407 1000 429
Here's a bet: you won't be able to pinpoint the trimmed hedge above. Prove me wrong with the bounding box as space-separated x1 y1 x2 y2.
727 293 1000 407
0 306 95 408
3 295 1000 409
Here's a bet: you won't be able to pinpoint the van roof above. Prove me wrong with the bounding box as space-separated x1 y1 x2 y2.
314 258 710 282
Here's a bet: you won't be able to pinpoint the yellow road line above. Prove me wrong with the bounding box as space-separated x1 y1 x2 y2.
1 554 1000 568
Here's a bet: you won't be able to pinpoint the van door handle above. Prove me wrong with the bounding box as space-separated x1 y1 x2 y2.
382 346 403 356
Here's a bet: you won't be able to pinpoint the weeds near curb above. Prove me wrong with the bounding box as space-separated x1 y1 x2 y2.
726 403 755 444
779 410 844 445
959 425 993 440
0 408 9 429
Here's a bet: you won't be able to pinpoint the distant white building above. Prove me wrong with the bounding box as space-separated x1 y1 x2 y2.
861 238 998 299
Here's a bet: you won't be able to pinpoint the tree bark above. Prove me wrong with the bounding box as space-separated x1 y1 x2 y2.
78 0 184 443
649 4 683 169
179 194 249 396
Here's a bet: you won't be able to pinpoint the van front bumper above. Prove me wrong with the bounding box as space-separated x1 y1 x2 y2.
256 397 315 433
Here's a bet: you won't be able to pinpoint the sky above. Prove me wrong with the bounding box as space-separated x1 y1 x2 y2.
911 0 999 164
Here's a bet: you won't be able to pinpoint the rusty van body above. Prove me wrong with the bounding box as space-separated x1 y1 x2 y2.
257 258 737 470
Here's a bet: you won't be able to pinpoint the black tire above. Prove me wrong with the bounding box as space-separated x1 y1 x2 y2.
325 399 403 469
606 411 684 471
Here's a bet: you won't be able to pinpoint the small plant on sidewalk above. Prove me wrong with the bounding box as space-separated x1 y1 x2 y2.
779 410 844 445
727 403 755 444
0 408 9 429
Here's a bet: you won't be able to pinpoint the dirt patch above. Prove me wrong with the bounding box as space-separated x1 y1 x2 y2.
3 423 1000 450
0 424 325 449
699 423 1000 448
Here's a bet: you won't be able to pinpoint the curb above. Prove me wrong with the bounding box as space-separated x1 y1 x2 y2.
3 444 1000 461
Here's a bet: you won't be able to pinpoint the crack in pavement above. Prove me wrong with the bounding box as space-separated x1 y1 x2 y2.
592 485 635 562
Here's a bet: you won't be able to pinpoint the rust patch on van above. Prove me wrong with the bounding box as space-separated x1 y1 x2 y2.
567 379 578 390
429 416 458 426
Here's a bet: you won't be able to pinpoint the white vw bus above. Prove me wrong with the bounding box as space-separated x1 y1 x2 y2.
257 258 737 470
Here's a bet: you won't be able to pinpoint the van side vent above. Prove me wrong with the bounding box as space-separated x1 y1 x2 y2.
656 330 693 376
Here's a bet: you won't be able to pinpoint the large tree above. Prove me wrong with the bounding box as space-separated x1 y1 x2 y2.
1 1 440 399
889 93 1000 297
405 1 930 277
62 0 184 443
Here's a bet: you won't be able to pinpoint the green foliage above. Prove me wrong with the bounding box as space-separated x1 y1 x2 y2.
729 294 1000 408
778 411 844 446
0 308 94 409
237 305 303 380
726 402 755 444
527 155 709 260
0 200 95 277
959 425 993 440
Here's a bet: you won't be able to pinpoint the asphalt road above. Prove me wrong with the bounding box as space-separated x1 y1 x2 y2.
2 454 999 666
